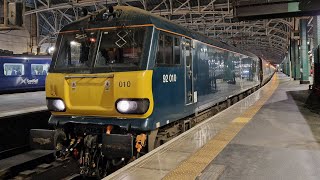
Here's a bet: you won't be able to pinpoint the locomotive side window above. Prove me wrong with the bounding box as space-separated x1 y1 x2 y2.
157 33 165 64
3 63 24 76
164 35 173 64
31 64 49 75
174 37 181 64
156 32 181 66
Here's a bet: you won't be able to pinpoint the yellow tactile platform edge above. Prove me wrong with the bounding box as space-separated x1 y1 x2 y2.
163 75 279 180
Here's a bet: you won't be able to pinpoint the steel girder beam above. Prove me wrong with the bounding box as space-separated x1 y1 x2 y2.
159 1 293 59
25 0 142 15
27 0 111 46
150 1 230 16
24 0 294 63
179 21 290 40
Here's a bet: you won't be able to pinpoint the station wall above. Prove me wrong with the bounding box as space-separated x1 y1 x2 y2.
0 29 30 54
0 6 37 54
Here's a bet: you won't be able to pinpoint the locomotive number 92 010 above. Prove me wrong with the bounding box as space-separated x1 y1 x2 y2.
163 74 177 83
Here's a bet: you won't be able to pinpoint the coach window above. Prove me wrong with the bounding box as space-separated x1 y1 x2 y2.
3 63 24 76
31 64 49 75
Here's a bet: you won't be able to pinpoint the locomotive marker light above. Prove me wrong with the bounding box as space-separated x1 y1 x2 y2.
47 99 66 112
103 6 116 20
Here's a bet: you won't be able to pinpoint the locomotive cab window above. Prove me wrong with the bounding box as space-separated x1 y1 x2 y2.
156 32 181 66
3 63 24 76
53 31 98 71
95 27 146 71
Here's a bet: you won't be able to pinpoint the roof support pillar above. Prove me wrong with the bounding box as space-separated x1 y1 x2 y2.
282 58 287 75
313 16 320 86
293 38 300 80
313 16 320 47
282 60 285 74
286 56 291 77
300 18 310 84
290 38 295 79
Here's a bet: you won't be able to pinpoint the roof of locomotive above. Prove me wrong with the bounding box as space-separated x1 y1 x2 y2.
60 6 258 59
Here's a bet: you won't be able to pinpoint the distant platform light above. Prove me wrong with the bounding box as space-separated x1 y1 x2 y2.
70 41 78 46
48 47 55 54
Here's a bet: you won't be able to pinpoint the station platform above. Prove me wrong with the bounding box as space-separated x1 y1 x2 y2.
106 73 320 180
0 91 47 118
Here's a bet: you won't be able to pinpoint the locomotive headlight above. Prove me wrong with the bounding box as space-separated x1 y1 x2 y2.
116 99 149 114
117 100 131 112
47 98 66 112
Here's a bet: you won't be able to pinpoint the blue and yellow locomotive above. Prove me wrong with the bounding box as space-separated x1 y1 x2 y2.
43 6 274 177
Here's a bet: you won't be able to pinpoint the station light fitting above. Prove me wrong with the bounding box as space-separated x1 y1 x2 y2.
48 46 55 54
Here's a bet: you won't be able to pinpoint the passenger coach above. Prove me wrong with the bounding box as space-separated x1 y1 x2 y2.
0 55 51 92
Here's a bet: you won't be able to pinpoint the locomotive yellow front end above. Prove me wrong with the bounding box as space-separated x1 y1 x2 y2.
46 71 153 118
46 24 155 120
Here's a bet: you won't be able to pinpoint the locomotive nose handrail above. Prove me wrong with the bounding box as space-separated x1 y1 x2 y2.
64 74 114 79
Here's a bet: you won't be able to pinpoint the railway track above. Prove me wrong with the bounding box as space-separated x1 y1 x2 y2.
0 111 50 154
0 148 125 180
0 149 80 179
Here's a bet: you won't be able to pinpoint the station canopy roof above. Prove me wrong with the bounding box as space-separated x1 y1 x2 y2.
25 0 309 64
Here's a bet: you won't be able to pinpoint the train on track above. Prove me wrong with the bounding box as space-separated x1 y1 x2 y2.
32 6 275 178
0 55 51 92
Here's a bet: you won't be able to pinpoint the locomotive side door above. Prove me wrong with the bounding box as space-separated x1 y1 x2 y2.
183 38 194 105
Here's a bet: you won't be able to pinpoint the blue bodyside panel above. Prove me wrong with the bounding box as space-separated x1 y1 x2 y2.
146 30 261 131
150 66 195 129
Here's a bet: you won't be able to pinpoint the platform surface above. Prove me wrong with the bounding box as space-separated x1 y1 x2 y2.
0 91 47 118
204 74 320 180
106 73 320 180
